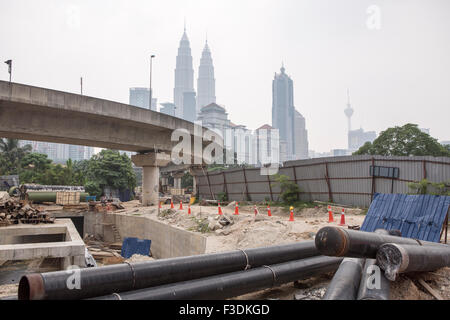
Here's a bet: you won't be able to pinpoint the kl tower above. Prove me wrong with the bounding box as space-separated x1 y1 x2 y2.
344 89 354 132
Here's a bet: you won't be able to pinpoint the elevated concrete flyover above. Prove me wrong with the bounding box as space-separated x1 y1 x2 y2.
0 80 202 153
0 81 206 206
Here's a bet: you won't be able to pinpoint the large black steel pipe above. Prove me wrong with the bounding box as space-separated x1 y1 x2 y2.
19 241 319 300
356 229 398 300
315 227 446 259
376 243 450 281
322 229 396 300
357 259 390 300
91 256 343 300
322 258 364 300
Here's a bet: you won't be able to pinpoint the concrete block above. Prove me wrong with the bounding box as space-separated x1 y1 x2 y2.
0 219 86 267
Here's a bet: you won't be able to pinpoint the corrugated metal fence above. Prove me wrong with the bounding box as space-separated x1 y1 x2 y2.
192 155 450 208
360 193 450 242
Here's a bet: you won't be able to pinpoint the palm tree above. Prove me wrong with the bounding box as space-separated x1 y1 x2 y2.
0 138 32 175
0 138 32 153
0 138 19 152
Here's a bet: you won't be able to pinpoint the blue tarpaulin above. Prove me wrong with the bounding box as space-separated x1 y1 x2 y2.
361 193 450 243
121 237 152 259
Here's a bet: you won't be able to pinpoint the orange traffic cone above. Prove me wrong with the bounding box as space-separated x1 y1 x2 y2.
170 200 174 209
339 208 346 226
218 202 223 215
267 205 272 217
159 202 162 209
328 205 334 223
254 205 259 216
188 204 191 215
289 206 295 222
234 202 239 215
179 201 183 210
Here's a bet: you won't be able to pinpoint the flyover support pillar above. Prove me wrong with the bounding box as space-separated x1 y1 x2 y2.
132 153 171 206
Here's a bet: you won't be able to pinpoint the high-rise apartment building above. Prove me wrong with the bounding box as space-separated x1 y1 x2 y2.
129 87 157 111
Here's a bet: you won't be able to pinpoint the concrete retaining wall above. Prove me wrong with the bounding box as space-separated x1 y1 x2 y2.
84 212 207 259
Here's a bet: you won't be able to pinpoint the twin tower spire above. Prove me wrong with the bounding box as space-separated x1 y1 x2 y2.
174 27 216 121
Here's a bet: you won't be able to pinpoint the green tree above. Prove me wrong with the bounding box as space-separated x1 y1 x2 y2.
19 153 53 183
354 124 450 157
46 164 68 185
181 172 193 188
0 138 32 175
354 141 373 155
72 160 89 186
85 150 136 198
408 179 450 196
19 154 85 186
444 144 450 154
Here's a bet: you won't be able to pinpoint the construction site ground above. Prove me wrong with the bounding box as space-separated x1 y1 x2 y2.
0 201 449 300
97 201 450 301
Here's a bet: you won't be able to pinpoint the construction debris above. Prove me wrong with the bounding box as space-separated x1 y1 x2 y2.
84 237 124 265
88 200 124 213
0 194 54 226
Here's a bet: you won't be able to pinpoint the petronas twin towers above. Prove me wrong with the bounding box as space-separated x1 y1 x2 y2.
174 27 216 121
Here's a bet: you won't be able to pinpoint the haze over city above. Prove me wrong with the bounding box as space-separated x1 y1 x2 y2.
1 0 449 153
1 0 450 305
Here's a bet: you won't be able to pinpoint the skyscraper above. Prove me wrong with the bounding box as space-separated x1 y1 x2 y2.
18 141 94 163
197 40 216 115
293 110 309 159
272 65 294 158
272 64 309 161
174 27 194 119
68 145 86 162
345 90 377 151
130 87 150 109
160 102 176 117
348 129 377 152
129 87 157 111
183 91 197 122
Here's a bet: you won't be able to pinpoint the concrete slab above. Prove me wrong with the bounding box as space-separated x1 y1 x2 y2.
0 219 85 267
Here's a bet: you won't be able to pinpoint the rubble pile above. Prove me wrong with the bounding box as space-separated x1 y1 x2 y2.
0 192 54 226
88 201 125 213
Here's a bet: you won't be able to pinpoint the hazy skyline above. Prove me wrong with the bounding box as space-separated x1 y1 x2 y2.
1 0 449 153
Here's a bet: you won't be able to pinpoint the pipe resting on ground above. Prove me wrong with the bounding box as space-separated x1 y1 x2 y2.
19 241 319 300
90 256 343 300
376 243 450 281
315 226 446 259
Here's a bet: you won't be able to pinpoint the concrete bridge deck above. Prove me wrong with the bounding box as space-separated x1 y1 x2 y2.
0 80 201 153
0 80 208 205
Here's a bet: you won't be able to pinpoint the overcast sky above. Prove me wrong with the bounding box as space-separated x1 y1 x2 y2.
1 0 449 152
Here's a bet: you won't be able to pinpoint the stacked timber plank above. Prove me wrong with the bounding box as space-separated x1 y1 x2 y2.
56 191 80 205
